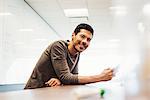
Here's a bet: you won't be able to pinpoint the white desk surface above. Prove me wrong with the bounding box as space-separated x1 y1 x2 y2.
0 82 126 100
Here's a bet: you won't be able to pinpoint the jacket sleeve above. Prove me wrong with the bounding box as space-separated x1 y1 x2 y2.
50 42 79 84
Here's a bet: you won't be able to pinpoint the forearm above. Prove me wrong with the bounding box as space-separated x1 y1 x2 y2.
59 73 78 84
78 68 113 84
78 75 102 84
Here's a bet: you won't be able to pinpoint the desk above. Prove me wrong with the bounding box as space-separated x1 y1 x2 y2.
0 85 101 100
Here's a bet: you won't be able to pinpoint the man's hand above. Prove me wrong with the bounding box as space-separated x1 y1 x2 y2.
99 68 113 81
45 78 61 87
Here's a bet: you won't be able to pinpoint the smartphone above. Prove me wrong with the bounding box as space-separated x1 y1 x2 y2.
113 65 120 75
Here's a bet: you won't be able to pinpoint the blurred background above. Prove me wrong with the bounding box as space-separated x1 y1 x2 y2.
0 0 150 99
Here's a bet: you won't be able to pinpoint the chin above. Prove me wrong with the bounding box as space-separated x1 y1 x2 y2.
75 46 86 52
79 49 85 52
79 50 83 53
76 49 82 53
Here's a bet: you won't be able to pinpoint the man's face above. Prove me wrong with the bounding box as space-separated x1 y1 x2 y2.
72 29 93 52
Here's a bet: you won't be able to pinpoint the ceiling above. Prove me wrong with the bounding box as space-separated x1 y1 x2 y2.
23 0 149 51
24 0 113 39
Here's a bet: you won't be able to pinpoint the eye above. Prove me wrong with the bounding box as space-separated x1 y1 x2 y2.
80 34 85 38
87 38 91 42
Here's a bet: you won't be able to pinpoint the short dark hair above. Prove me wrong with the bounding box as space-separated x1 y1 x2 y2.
74 23 94 36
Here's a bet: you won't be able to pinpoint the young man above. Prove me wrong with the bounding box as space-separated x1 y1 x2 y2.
24 23 113 89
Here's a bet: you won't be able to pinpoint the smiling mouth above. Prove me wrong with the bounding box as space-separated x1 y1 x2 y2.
79 45 86 50
79 47 84 50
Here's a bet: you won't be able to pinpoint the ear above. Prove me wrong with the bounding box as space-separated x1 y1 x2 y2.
71 32 75 40
72 32 75 37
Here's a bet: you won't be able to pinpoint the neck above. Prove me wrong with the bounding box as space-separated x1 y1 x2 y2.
68 41 78 56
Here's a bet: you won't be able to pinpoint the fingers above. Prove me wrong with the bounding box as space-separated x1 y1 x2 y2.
45 80 56 87
104 68 113 75
108 73 113 78
45 78 61 87
108 69 113 79
101 68 114 81
106 68 113 72
52 80 61 87
50 81 57 87
49 79 55 86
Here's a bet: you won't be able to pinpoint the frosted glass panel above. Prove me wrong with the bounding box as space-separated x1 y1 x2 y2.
0 0 60 84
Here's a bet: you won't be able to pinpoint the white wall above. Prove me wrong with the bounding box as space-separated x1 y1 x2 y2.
78 0 146 83
0 0 4 83
0 0 60 84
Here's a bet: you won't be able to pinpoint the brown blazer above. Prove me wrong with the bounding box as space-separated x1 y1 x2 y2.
24 40 80 89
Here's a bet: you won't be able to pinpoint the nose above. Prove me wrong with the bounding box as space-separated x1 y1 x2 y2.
82 42 86 46
82 39 88 46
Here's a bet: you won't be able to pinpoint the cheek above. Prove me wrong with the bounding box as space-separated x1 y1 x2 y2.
74 39 81 44
73 36 82 45
85 42 90 47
